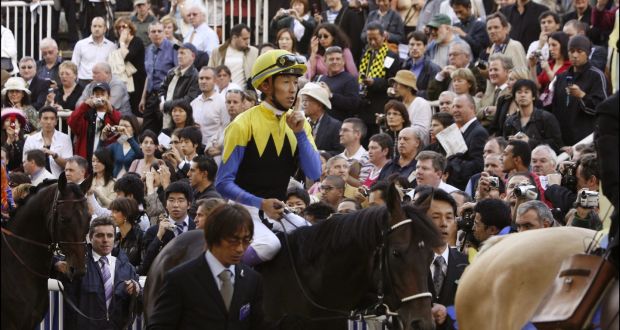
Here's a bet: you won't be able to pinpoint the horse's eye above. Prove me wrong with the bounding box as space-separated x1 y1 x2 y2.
392 250 400 257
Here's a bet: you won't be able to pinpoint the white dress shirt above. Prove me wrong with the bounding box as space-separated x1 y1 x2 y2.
22 130 73 177
183 23 219 56
205 250 236 290
71 36 117 80
430 244 450 279
92 250 116 289
190 92 230 146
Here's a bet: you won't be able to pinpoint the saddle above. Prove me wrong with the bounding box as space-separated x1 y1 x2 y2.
531 243 617 329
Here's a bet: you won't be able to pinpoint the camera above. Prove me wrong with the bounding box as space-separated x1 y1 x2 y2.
488 176 499 189
359 186 369 197
514 184 538 200
457 209 475 232
110 126 118 133
532 50 543 62
93 97 104 107
577 190 598 208
560 163 578 193
48 87 55 93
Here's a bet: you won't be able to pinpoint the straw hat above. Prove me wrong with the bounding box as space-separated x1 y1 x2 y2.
389 70 418 91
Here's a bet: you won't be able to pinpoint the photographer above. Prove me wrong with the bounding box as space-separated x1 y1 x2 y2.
545 153 601 228
68 82 121 170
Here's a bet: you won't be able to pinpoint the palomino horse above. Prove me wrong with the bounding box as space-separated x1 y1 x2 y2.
143 182 443 330
455 226 617 330
1 174 91 330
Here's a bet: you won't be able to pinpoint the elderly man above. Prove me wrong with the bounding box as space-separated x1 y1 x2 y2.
358 22 401 138
64 156 89 184
551 35 608 146
22 106 73 178
140 22 178 130
18 57 49 110
183 3 219 55
482 12 527 69
378 127 426 183
320 175 346 210
515 200 555 232
427 41 485 101
425 14 462 67
130 0 157 48
531 144 557 178
446 94 488 190
208 24 258 87
438 91 457 113
36 38 63 84
415 151 460 193
479 54 514 129
72 17 117 86
299 82 343 156
402 31 441 99
77 63 132 116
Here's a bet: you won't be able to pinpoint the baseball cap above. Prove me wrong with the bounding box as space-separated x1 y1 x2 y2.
427 14 452 29
92 82 111 93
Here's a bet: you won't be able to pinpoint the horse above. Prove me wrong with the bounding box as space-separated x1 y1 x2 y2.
143 182 443 330
1 174 91 330
455 226 618 330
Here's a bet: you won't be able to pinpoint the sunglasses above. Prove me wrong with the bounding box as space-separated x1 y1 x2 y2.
117 24 129 30
20 66 33 69
317 34 331 39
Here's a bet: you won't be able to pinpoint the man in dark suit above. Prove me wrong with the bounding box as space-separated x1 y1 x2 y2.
141 181 196 275
148 203 267 330
414 188 468 330
446 94 489 190
299 82 343 156
152 43 201 133
19 57 50 110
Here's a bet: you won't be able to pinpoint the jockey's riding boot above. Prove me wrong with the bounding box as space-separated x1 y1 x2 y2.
241 246 263 267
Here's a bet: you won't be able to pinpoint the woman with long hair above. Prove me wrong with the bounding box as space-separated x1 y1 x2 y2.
91 148 116 208
530 31 571 93
103 114 143 178
276 28 299 54
109 197 144 268
1 77 38 133
162 100 196 137
112 17 146 116
307 23 358 80
129 129 160 176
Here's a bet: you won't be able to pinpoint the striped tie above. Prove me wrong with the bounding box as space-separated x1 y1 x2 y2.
175 221 186 236
432 256 447 295
99 256 113 307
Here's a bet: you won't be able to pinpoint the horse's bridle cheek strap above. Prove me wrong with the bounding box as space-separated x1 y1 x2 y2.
47 189 88 253
401 292 432 303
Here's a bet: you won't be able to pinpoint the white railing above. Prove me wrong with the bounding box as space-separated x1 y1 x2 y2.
204 0 269 43
57 110 71 136
40 277 147 330
1 1 53 61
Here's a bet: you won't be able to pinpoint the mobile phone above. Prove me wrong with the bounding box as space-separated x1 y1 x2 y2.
565 75 573 86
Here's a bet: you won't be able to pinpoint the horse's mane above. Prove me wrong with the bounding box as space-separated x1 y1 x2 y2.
290 204 443 262
12 181 84 221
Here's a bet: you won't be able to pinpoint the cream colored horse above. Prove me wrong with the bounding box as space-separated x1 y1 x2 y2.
455 227 600 330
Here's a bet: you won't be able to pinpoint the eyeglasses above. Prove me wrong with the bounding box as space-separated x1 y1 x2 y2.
320 185 335 192
117 24 129 30
166 198 187 205
318 34 331 39
20 66 33 69
149 29 163 33
224 236 253 247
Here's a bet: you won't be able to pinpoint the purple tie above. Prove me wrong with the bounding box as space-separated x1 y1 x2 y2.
99 256 113 307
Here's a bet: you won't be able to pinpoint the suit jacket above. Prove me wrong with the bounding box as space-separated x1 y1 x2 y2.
147 254 267 330
161 66 201 113
140 218 196 275
26 75 50 110
313 113 343 156
428 248 468 330
446 120 488 190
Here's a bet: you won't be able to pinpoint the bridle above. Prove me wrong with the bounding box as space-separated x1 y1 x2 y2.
280 212 432 323
1 187 88 278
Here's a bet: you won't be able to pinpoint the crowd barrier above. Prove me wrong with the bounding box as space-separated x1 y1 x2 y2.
1 1 53 60
39 277 147 330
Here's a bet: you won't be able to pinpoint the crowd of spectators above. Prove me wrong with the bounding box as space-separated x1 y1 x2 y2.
1 0 618 328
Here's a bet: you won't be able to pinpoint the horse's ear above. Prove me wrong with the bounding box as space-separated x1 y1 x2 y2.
80 175 93 195
415 190 433 214
385 175 406 225
58 172 67 191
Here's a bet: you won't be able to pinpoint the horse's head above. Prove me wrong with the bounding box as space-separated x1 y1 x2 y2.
381 180 443 330
52 173 91 280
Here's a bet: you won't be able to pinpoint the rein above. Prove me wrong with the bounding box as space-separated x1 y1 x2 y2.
279 212 431 323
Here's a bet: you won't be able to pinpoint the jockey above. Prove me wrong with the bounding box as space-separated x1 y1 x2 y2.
215 50 322 266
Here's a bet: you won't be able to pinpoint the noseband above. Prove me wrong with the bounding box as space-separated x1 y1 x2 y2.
374 218 433 314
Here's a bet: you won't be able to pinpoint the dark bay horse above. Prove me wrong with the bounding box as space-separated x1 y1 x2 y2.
1 174 91 330
143 182 443 330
